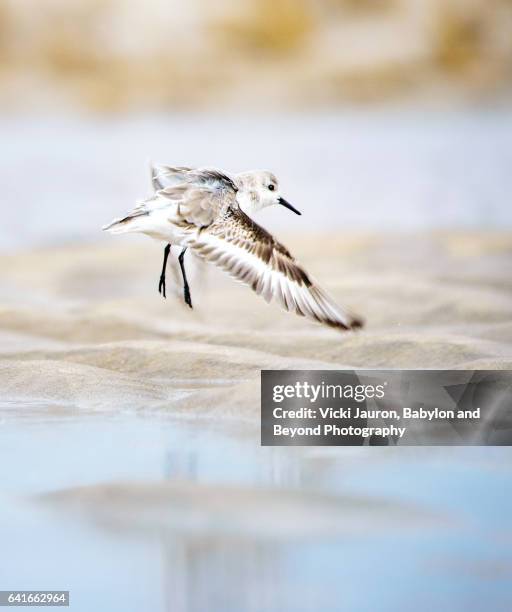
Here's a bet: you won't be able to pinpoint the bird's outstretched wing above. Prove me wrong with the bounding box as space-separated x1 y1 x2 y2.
150 164 194 191
103 168 238 232
158 168 238 227
184 207 363 331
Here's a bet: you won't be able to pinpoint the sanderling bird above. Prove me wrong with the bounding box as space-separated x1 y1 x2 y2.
103 165 363 331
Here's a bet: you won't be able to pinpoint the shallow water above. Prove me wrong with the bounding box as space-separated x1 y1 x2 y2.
1 400 512 612
2 110 512 252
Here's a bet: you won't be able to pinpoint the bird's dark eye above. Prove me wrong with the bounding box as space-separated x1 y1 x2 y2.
268 184 275 191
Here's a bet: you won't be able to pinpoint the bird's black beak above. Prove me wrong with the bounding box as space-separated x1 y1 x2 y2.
278 197 301 215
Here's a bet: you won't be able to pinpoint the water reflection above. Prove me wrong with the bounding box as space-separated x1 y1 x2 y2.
161 538 288 612
0 411 512 611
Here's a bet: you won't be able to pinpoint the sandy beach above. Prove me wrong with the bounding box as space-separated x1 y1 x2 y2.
2 230 511 383
2 230 512 427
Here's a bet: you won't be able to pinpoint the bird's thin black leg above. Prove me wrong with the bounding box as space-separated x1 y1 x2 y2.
178 247 192 309
158 244 171 298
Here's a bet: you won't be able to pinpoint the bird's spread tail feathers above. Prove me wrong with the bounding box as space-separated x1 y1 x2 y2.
102 211 149 234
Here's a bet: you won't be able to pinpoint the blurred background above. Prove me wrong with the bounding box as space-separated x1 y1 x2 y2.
1 3 512 612
1 0 512 250
2 0 512 111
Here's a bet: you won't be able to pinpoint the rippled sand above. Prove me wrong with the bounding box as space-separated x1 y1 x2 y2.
2 231 512 450
1 231 511 430
2 231 511 387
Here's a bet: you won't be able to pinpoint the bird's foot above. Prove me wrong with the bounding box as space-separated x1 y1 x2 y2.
158 275 166 299
184 286 193 309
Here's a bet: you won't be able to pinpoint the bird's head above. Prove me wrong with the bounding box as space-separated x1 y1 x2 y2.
235 170 301 216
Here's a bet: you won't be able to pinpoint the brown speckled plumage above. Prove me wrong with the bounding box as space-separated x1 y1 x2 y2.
104 166 363 331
